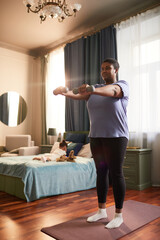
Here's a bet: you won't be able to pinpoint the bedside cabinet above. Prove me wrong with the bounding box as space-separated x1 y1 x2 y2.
123 149 152 190
40 145 52 154
0 146 5 156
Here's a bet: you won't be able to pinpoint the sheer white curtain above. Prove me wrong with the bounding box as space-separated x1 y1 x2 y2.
46 47 65 137
116 6 160 186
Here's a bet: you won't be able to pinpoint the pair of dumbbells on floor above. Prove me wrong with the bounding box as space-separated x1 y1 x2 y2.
53 84 95 95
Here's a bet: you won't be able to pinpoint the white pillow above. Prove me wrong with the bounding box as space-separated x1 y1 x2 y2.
50 142 60 153
77 143 92 158
10 148 19 154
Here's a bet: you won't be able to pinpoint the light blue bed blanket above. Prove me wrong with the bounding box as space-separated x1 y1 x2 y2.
0 156 96 202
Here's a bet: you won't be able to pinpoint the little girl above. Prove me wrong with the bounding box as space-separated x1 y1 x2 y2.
33 140 67 162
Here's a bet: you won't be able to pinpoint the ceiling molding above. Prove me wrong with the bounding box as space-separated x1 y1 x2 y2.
0 0 159 57
33 2 160 57
0 41 36 56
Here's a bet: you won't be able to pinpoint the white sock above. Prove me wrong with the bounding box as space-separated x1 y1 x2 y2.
41 156 47 162
87 208 107 222
105 213 123 229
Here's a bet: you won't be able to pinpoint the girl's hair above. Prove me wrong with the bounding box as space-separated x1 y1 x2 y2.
59 140 67 148
103 58 120 70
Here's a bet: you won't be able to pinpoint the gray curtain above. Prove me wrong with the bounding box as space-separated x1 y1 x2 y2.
65 25 117 131
65 38 86 131
100 26 117 63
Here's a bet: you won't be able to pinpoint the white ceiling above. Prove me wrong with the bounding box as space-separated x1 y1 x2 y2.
0 0 159 56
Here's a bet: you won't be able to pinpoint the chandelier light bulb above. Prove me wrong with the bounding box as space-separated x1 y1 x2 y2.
23 0 35 6
39 9 45 17
72 3 81 11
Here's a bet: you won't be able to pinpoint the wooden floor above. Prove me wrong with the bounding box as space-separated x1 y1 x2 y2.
0 187 160 240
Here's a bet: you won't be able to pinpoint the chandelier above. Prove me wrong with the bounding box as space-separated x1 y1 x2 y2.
23 0 81 23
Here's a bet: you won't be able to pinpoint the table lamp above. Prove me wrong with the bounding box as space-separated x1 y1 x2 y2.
47 128 57 145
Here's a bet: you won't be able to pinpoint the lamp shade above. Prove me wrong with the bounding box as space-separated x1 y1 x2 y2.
48 128 57 136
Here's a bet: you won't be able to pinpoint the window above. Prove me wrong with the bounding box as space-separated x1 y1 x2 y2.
116 7 160 134
46 47 65 135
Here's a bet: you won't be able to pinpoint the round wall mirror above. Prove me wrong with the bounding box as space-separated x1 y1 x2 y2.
0 91 27 127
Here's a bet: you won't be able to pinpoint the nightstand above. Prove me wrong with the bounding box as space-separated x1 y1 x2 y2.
123 149 152 190
0 146 5 156
40 145 52 154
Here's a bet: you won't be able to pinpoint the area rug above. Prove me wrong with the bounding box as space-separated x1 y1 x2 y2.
41 200 160 240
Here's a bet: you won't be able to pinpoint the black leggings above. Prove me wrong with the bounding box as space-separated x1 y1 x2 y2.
90 137 128 209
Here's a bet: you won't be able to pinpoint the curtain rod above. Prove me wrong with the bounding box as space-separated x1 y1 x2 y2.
39 3 160 56
113 3 160 25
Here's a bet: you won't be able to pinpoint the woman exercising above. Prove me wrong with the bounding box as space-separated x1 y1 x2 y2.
54 58 129 229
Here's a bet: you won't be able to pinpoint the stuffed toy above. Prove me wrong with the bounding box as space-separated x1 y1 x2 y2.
67 150 76 162
56 150 76 162
56 155 67 162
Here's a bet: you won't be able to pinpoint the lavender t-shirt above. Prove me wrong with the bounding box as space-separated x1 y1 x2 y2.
86 80 129 139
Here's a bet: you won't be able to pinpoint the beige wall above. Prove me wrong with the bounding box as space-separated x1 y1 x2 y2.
0 47 42 146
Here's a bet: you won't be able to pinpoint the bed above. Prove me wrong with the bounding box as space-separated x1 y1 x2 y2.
0 131 96 202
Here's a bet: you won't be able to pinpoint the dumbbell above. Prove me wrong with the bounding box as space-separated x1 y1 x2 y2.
72 85 95 95
53 86 69 95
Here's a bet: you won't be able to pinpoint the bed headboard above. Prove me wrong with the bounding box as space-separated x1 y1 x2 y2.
63 131 89 144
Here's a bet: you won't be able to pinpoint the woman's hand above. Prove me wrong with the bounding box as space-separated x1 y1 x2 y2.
53 85 91 100
53 86 69 95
